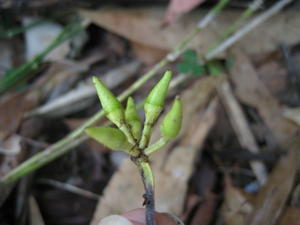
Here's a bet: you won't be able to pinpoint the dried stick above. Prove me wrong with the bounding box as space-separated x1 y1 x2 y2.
219 81 268 185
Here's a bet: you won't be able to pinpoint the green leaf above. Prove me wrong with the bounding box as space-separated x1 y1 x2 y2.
182 49 197 62
177 61 205 77
177 61 193 74
206 60 224 75
191 64 205 76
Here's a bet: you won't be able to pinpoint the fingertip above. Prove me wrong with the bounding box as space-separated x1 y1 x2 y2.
98 215 134 225
122 208 183 225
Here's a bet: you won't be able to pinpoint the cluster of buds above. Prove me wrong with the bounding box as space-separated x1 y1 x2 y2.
86 70 183 157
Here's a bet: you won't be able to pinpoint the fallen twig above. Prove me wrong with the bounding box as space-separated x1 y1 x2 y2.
218 81 268 185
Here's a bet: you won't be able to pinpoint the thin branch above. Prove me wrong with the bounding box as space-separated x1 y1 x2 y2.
205 0 293 60
38 178 100 200
218 81 268 185
205 0 264 56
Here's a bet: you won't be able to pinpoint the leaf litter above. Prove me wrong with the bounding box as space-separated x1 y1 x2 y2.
1 3 300 225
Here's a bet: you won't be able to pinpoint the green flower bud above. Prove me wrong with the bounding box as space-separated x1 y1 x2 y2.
93 76 125 127
144 70 172 124
85 126 133 151
140 71 172 149
160 96 182 139
125 97 142 142
92 76 136 145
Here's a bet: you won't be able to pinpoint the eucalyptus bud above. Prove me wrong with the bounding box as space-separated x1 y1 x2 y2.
85 127 133 151
144 70 172 124
125 97 142 142
144 97 182 156
160 96 182 139
92 76 135 145
140 71 172 148
85 127 139 156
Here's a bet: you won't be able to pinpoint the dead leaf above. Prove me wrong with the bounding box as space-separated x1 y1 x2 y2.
29 195 45 225
246 140 299 225
80 8 300 55
283 107 300 126
229 48 298 145
182 194 202 220
0 92 37 140
131 42 167 65
28 61 141 117
0 135 26 207
256 60 287 95
163 0 206 25
0 41 13 78
91 76 224 225
23 18 69 61
190 192 218 225
228 48 300 225
218 81 268 184
276 207 300 225
222 176 253 225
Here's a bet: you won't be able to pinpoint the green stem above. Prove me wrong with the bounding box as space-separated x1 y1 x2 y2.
205 0 263 56
139 122 153 149
145 137 169 156
134 157 155 225
0 0 229 185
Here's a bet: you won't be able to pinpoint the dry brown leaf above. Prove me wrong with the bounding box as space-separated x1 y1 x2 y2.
190 192 218 225
276 207 300 225
229 48 298 145
91 76 224 225
0 135 26 206
228 48 300 225
29 195 45 225
246 141 299 225
256 60 287 95
131 42 167 65
0 92 37 140
218 81 268 184
283 107 300 127
80 8 300 55
181 194 202 220
222 176 253 225
163 0 206 25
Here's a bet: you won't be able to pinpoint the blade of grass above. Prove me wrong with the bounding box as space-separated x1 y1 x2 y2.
0 19 48 39
0 18 90 94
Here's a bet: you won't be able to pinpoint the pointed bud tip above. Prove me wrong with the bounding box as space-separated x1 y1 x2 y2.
164 70 172 78
92 76 106 90
92 76 99 84
160 97 183 139
161 70 172 83
127 96 134 105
